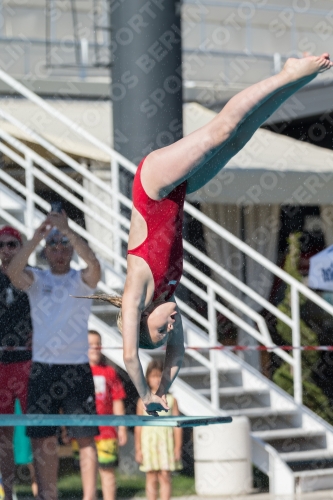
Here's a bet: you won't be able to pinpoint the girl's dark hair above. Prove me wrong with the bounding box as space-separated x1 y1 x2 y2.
145 359 164 382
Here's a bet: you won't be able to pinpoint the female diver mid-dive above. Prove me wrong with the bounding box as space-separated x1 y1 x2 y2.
85 54 332 415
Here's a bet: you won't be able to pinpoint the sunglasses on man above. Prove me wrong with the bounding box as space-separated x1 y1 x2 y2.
0 240 20 249
46 239 71 248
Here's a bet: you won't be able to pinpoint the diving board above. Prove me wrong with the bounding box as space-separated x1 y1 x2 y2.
0 414 232 428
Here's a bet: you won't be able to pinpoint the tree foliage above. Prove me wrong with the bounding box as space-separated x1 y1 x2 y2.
273 233 333 423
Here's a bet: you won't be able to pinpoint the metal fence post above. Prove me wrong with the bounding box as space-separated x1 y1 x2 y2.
274 53 281 74
291 285 302 404
25 153 36 265
208 286 219 409
111 158 121 273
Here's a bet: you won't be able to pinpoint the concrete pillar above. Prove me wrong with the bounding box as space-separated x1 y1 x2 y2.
194 417 253 496
110 1 183 164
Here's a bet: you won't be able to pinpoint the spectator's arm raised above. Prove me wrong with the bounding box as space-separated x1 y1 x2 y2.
7 219 52 290
49 210 101 288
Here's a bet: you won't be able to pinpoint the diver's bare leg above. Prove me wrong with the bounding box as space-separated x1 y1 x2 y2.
142 54 332 198
186 70 315 192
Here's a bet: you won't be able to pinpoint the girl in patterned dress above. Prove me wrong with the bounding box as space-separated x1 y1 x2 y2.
135 360 182 500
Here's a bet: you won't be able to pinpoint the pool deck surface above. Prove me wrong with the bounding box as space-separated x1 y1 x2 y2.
130 491 333 500
17 490 333 500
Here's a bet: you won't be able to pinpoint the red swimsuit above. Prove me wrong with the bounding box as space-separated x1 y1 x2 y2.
128 158 187 301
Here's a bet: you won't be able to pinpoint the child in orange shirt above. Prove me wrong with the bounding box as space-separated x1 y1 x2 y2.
73 330 127 500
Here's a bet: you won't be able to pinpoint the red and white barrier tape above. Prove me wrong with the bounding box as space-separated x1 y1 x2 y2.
184 345 333 352
2 345 333 352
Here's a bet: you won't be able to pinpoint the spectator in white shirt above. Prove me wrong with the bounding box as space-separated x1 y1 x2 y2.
8 210 101 500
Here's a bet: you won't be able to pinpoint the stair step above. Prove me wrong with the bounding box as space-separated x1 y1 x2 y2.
228 407 297 418
179 366 240 376
281 449 333 462
178 366 209 376
253 428 326 440
198 387 269 397
91 305 119 314
294 467 333 478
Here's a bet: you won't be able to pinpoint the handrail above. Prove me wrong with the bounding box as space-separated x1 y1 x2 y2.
0 109 132 210
212 299 293 365
180 271 272 345
0 203 123 300
182 261 273 344
0 142 130 251
183 240 293 327
0 206 29 236
0 68 136 174
0 167 127 268
0 129 131 232
184 202 333 318
1 173 126 293
183 261 267 334
184 0 330 16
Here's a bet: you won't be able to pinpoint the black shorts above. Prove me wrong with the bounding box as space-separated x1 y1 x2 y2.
27 362 98 439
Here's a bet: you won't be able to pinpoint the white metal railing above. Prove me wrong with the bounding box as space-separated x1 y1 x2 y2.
0 161 127 271
0 130 130 236
0 175 124 296
2 72 333 409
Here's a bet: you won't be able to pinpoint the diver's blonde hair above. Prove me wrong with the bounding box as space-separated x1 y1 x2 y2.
75 294 123 332
76 294 155 348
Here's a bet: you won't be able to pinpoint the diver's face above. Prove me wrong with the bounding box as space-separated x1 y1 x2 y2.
143 301 177 347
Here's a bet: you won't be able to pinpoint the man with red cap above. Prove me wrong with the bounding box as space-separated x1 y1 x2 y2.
0 226 32 500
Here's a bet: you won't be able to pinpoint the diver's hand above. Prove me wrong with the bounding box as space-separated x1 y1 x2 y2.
142 393 169 416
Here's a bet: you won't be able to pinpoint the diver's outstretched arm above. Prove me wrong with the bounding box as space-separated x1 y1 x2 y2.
122 271 169 414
